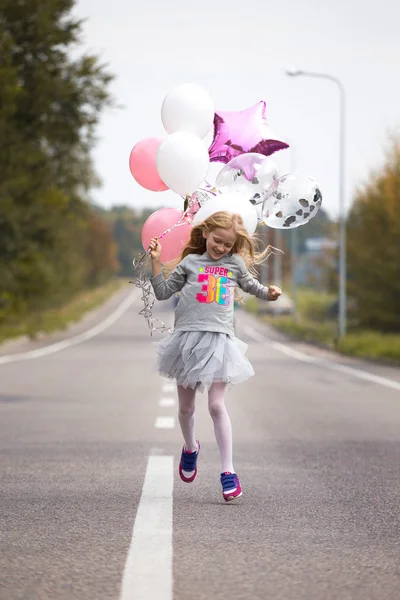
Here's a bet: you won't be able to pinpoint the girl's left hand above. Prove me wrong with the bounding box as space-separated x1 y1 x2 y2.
267 285 281 301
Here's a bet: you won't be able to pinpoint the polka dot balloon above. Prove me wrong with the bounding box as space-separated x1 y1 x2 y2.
215 153 279 215
261 172 322 229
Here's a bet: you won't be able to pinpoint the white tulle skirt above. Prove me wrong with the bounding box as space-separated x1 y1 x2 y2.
156 330 254 392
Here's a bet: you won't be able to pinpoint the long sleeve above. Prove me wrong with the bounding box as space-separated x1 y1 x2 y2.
235 257 270 300
150 260 187 300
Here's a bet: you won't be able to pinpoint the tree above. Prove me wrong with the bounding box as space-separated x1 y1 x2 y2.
346 140 400 331
86 213 120 285
0 0 115 322
100 205 154 276
280 207 333 254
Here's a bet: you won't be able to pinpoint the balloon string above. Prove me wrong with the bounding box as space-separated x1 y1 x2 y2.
130 252 172 335
157 193 200 241
131 193 201 335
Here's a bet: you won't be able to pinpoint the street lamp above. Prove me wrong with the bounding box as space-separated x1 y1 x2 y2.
285 69 347 338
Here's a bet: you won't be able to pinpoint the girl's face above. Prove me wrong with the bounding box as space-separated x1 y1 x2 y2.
203 228 237 261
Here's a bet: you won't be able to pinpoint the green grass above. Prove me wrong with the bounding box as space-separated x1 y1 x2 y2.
245 288 400 364
337 331 400 362
0 278 127 345
295 288 336 321
263 316 338 347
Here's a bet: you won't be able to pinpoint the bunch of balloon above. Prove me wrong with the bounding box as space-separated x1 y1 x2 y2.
129 82 325 268
129 83 215 262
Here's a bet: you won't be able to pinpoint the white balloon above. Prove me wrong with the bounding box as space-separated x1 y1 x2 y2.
161 83 214 139
193 192 258 235
156 131 210 197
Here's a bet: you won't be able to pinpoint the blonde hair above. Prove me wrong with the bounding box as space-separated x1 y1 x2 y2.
166 211 278 298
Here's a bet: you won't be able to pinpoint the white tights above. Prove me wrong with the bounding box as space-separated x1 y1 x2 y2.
177 382 234 474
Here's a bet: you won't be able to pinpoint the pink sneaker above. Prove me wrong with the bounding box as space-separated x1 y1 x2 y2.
179 441 200 483
220 472 242 502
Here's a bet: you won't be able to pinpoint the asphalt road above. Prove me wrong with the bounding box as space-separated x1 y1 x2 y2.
1 287 400 600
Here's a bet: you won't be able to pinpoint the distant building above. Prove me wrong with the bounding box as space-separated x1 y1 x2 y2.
295 237 337 289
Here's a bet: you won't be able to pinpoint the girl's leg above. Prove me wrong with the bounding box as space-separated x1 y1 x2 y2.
208 382 234 473
177 385 198 452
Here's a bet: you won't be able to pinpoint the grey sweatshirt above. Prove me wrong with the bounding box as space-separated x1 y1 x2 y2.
150 252 270 336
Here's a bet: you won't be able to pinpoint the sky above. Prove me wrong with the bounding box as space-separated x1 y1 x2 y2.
73 0 400 219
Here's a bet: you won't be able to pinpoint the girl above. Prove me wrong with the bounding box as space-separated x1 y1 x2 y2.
149 211 281 502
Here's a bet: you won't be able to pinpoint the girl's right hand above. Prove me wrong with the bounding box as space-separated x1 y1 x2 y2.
149 238 162 261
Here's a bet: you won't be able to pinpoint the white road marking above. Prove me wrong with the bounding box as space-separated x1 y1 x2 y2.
159 397 176 408
244 326 400 392
155 416 175 429
162 382 176 393
119 455 173 600
0 289 137 366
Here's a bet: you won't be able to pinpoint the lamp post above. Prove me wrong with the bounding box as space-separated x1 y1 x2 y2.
286 140 298 322
285 69 347 337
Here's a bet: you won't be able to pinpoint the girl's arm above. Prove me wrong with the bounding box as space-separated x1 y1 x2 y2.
150 265 187 300
149 238 187 301
237 269 270 300
235 257 281 301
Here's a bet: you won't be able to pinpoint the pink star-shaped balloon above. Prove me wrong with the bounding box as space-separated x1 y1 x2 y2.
208 101 289 164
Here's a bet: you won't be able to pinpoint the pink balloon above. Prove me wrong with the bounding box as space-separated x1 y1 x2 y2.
208 101 289 164
142 208 192 262
129 137 168 191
